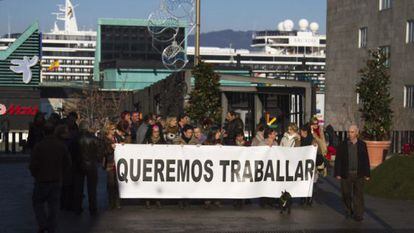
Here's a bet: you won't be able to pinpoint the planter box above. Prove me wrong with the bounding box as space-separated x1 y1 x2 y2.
365 140 391 168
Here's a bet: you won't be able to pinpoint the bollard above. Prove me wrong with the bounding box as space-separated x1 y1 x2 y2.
18 132 24 153
12 132 16 154
4 132 10 154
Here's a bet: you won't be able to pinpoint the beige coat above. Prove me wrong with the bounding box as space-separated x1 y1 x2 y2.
312 128 327 155
173 136 200 145
280 132 301 147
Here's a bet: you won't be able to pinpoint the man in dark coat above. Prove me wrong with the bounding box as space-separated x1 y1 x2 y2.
27 112 46 151
224 111 244 145
334 125 370 222
130 111 140 142
177 113 190 136
30 122 71 233
72 121 99 215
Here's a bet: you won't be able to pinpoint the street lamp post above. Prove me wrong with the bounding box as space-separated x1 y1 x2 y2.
195 0 201 66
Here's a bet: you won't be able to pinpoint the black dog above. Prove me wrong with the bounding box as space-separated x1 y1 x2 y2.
279 190 292 214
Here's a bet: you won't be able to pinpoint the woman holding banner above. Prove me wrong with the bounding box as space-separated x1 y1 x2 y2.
233 130 249 209
174 124 199 209
143 125 166 145
164 116 180 144
257 128 278 208
311 117 328 177
203 126 223 209
143 125 166 209
115 121 131 144
102 123 121 210
300 124 314 205
194 127 207 144
309 117 328 206
280 123 301 147
258 128 278 147
251 124 265 146
300 124 313 147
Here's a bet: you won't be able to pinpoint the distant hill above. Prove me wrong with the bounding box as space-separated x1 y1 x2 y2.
187 29 254 50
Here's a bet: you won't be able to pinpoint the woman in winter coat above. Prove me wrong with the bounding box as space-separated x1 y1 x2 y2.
307 117 328 206
143 124 166 145
203 127 223 209
143 125 165 208
101 123 121 210
300 124 313 146
194 127 207 144
233 130 250 209
258 128 278 147
164 116 180 144
299 123 314 205
310 117 328 175
256 127 278 207
251 124 265 146
280 123 301 147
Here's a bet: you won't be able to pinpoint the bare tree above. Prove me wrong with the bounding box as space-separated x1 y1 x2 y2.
66 84 130 131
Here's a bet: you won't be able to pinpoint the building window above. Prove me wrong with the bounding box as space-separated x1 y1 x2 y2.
379 0 392 10
359 27 368 48
407 20 414 43
380 46 391 67
404 86 414 108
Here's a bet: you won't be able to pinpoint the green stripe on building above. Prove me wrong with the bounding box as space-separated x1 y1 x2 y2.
0 22 41 87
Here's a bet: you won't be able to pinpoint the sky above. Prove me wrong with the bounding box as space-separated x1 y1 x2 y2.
0 0 326 36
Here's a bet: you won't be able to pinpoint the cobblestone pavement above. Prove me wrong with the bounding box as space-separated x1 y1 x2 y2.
1 159 414 233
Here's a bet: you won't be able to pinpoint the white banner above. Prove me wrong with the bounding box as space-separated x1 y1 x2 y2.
114 145 317 199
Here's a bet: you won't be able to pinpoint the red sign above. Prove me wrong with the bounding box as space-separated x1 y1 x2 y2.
0 103 39 116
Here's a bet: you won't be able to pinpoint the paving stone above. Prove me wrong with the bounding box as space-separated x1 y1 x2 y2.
1 162 414 233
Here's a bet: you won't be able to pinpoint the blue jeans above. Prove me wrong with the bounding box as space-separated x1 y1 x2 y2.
32 182 61 233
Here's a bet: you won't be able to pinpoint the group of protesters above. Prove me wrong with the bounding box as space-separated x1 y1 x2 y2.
28 111 105 232
28 109 344 232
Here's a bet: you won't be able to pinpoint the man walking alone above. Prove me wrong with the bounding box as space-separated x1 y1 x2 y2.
334 125 370 222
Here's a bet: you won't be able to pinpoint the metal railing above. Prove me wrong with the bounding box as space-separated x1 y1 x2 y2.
335 131 414 154
390 131 414 154
0 131 29 154
1 130 412 154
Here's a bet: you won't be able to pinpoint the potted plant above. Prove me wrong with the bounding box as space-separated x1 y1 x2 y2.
356 49 393 168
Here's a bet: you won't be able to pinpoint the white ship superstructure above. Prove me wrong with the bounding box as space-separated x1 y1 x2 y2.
187 19 326 91
0 0 96 84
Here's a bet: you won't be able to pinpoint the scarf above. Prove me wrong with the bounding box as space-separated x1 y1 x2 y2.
151 135 161 144
182 134 191 144
236 140 245 146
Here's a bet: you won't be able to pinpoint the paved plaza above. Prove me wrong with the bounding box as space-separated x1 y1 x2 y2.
1 156 414 233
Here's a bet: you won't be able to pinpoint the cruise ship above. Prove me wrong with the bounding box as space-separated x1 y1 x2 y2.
0 0 96 84
187 19 326 91
186 19 326 119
